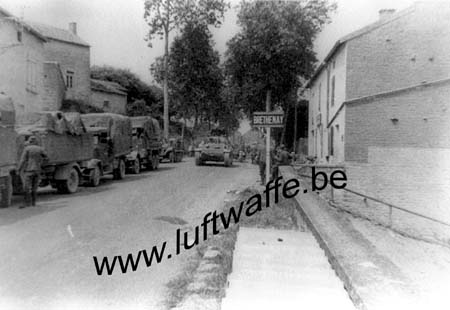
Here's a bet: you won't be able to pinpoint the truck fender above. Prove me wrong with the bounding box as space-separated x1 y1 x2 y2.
54 163 81 180
85 159 102 170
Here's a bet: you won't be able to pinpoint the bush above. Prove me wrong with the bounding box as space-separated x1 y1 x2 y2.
61 99 104 114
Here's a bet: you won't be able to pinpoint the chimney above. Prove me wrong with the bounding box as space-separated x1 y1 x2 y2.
379 9 396 21
69 22 77 35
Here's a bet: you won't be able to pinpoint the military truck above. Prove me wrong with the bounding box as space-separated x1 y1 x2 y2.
0 94 16 207
81 113 132 184
126 116 162 174
160 137 184 163
12 111 94 194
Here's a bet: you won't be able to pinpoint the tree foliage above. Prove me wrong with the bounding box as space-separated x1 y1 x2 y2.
151 22 240 133
144 0 228 46
225 0 336 117
91 66 163 117
144 0 229 138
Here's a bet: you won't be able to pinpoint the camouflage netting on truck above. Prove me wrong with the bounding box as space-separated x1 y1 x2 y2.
16 111 94 164
81 113 132 156
0 94 16 173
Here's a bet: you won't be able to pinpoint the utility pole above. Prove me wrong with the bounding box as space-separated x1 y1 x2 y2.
265 90 271 184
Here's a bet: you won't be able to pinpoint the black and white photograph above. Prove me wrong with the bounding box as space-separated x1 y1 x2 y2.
0 0 449 309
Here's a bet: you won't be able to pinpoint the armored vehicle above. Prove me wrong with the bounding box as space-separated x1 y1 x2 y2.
195 136 233 167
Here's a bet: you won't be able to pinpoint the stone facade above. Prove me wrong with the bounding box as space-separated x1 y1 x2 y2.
306 2 450 242
42 62 66 111
91 79 127 115
0 9 47 121
307 2 450 164
29 22 91 105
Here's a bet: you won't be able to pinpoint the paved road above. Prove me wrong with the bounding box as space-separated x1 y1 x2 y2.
0 158 257 310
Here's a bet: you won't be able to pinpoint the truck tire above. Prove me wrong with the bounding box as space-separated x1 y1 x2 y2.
113 159 126 180
89 166 101 187
58 168 79 194
131 158 140 174
224 153 232 167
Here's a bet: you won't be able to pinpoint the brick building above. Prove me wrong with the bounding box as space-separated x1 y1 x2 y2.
307 2 450 164
91 79 127 114
306 2 450 243
29 21 91 105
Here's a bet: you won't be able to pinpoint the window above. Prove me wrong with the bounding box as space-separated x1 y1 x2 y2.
103 100 110 109
329 126 334 156
26 58 38 93
17 31 22 42
66 71 74 88
331 76 335 106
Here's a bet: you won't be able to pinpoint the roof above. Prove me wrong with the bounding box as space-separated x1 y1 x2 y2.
91 79 127 96
27 21 89 47
0 6 47 42
306 4 416 88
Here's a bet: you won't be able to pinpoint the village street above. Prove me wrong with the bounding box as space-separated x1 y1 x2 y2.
0 158 257 310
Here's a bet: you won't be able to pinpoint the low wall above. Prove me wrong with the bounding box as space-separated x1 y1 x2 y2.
293 147 450 246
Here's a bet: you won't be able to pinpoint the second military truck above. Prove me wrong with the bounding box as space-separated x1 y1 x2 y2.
81 113 133 185
126 116 162 173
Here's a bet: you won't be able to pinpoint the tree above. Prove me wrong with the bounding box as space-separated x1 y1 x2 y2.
151 22 240 135
225 0 336 144
144 0 228 139
91 66 163 117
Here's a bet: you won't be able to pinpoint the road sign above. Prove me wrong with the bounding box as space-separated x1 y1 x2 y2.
252 112 284 128
252 111 285 185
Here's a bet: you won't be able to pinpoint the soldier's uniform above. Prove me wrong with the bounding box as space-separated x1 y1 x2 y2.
18 137 48 208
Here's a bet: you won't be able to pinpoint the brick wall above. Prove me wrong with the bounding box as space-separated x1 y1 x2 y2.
43 40 91 104
342 147 450 245
345 81 450 162
346 2 450 100
91 90 126 115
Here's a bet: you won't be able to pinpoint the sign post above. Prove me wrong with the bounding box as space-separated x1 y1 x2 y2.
252 111 284 184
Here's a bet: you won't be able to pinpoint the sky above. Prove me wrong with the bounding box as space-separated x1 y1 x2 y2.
1 0 442 86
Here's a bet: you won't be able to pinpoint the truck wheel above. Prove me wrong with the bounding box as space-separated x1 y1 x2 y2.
131 158 140 174
58 168 79 194
113 159 126 180
89 166 101 187
224 153 232 167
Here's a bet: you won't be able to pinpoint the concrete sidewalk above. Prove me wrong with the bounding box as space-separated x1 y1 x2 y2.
221 227 355 310
279 166 424 310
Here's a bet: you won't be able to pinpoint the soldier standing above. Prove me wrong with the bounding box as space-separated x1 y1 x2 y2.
18 136 48 208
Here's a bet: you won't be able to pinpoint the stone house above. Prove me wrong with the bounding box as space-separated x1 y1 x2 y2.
0 6 91 122
0 7 65 121
306 2 450 243
307 2 450 164
91 79 127 114
28 21 91 105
